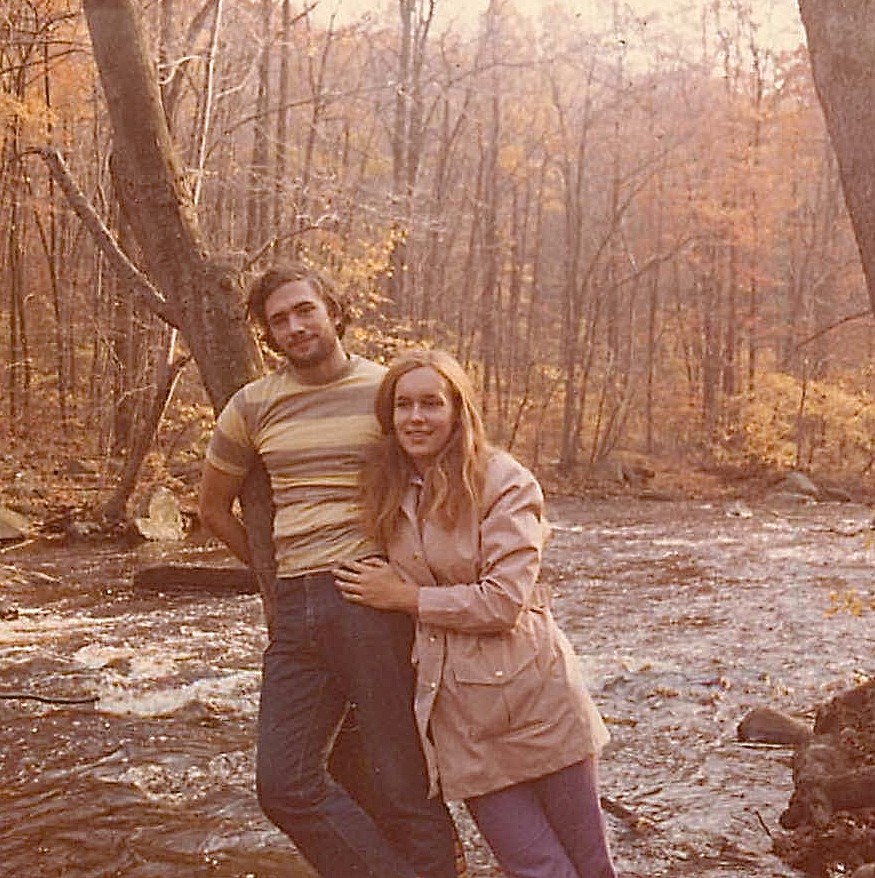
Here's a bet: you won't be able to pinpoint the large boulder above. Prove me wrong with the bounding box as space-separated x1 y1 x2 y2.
134 487 186 541
775 680 875 875
737 706 812 746
779 471 821 499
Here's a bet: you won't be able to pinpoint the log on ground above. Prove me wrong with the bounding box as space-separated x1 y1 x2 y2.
132 564 258 594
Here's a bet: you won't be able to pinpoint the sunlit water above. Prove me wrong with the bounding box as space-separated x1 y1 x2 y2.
1 497 873 877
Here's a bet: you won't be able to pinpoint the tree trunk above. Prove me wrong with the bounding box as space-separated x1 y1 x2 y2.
8 167 31 431
81 0 276 613
273 0 291 237
798 0 875 313
78 7 465 836
245 0 272 254
83 1 259 402
101 331 189 523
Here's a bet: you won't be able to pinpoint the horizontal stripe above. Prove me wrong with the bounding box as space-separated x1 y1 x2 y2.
240 380 379 424
205 356 385 574
276 534 378 576
260 414 379 461
206 430 255 476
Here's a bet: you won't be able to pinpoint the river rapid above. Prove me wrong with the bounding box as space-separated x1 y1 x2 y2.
1 495 873 878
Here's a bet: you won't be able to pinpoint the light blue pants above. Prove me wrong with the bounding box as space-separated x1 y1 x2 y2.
466 758 617 878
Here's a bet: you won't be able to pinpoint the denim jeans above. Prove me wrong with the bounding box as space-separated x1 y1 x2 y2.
256 572 458 878
465 759 616 878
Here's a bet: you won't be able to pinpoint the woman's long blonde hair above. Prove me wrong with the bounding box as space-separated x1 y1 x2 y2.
361 349 490 550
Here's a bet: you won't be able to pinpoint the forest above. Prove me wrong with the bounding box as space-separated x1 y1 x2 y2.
2 0 875 525
2 5 874 877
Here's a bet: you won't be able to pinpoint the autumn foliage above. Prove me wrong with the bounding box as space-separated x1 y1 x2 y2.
2 0 874 522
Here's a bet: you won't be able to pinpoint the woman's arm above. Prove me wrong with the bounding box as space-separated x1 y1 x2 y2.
337 459 547 633
415 467 545 633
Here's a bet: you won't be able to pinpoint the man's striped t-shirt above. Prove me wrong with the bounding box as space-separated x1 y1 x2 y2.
206 355 386 577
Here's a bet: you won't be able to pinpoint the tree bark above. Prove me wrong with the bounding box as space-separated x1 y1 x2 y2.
798 0 875 313
244 0 272 253
81 0 276 614
83 0 262 409
101 333 190 523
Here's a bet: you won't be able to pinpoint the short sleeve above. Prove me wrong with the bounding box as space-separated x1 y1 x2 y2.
205 389 257 477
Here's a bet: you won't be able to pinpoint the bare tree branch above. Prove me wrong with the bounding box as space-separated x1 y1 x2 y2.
24 146 179 327
242 216 340 271
794 309 873 353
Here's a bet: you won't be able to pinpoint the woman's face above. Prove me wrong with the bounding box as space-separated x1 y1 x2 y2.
393 366 456 471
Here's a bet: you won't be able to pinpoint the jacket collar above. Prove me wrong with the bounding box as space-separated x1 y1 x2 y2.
400 474 423 526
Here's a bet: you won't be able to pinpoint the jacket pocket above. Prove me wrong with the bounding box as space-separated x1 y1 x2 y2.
448 637 552 741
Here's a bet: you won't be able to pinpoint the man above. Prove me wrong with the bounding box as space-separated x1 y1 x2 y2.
198 262 458 878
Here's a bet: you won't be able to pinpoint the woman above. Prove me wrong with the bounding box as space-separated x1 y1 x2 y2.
335 349 617 878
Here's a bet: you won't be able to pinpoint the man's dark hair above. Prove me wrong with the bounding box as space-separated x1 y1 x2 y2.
247 262 349 353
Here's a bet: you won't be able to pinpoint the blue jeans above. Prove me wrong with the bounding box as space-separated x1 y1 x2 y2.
466 759 616 878
256 572 457 878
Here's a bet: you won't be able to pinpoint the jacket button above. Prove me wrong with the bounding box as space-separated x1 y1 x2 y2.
494 670 504 678
429 635 437 643
430 682 437 689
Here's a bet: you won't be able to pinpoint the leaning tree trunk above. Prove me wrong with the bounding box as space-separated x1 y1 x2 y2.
101 330 189 524
81 0 277 620
72 8 470 863
82 0 258 403
798 0 875 314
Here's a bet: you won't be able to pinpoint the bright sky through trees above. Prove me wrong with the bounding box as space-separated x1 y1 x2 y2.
312 0 806 53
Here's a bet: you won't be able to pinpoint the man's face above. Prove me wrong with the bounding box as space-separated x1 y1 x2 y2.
264 280 340 368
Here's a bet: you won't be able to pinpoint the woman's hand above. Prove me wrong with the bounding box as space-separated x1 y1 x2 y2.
334 557 420 614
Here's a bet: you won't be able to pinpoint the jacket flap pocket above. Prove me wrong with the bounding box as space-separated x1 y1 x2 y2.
450 642 538 685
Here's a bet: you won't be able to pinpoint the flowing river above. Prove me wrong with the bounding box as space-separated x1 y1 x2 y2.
1 495 873 877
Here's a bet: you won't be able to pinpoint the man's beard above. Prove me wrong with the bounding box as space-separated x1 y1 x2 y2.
283 333 336 368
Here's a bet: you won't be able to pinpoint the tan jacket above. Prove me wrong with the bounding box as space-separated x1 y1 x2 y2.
388 450 610 801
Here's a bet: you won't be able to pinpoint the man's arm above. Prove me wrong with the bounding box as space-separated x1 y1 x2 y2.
198 461 253 566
